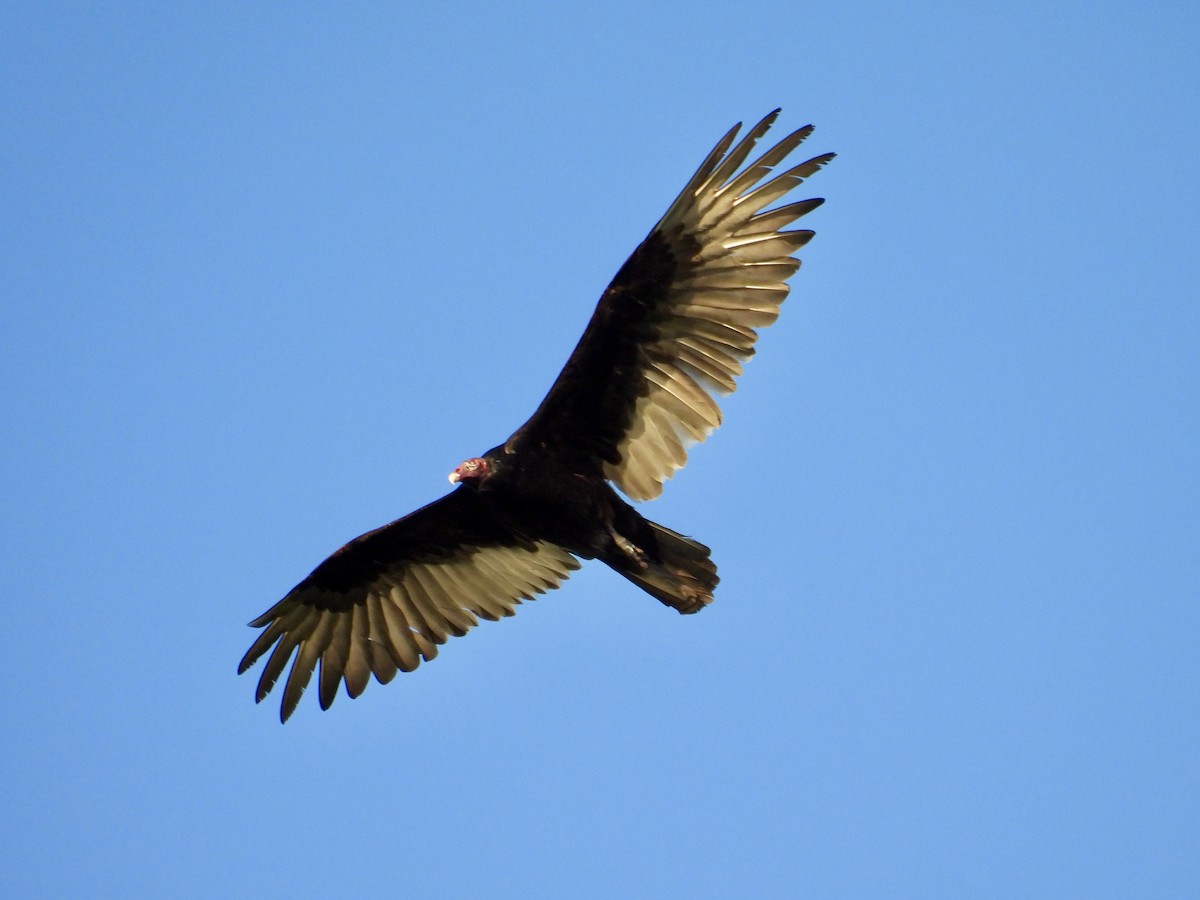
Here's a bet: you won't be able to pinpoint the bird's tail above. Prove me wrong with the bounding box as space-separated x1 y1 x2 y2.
616 520 719 615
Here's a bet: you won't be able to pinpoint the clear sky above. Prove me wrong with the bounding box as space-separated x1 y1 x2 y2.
3 3 1197 897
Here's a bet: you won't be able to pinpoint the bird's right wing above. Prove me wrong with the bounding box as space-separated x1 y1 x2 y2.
238 488 580 721
510 110 833 500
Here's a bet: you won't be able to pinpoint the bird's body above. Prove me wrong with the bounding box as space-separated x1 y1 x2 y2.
465 443 717 613
240 111 834 720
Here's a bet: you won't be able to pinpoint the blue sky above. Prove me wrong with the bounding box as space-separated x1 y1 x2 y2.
3 2 1197 897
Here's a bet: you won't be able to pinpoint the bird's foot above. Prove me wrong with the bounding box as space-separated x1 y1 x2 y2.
609 528 650 570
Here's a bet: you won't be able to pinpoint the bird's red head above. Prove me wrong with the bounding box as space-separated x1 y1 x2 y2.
448 457 490 485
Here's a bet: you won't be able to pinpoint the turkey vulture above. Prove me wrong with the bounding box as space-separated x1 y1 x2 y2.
240 110 834 721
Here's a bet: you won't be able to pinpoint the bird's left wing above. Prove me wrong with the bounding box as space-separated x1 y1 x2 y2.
510 110 834 500
238 488 580 721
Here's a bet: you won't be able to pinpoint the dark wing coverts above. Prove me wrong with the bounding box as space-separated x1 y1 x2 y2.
512 109 834 500
238 489 579 721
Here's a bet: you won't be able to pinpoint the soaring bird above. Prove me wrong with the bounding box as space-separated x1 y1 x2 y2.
240 110 834 721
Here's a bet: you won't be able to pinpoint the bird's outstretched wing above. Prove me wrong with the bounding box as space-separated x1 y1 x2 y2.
239 488 579 721
510 110 834 500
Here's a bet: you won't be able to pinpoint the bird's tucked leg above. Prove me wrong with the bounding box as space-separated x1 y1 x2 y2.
607 524 649 570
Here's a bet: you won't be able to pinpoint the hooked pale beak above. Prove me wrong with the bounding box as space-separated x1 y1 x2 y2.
448 470 461 484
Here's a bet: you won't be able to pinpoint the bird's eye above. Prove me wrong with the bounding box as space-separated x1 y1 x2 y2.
465 460 479 470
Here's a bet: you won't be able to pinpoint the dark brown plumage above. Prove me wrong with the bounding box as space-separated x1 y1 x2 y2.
239 110 834 721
